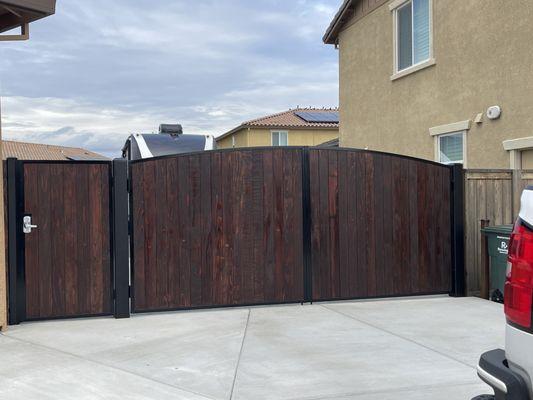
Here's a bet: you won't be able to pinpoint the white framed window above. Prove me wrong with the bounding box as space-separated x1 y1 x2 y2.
438 131 465 165
271 131 288 147
391 0 433 76
232 135 236 148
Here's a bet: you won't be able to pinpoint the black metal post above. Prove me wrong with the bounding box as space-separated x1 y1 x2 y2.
112 159 130 318
450 163 466 297
6 158 25 324
301 148 313 303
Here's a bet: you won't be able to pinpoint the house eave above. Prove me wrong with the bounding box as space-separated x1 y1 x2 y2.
323 0 354 45
0 0 56 33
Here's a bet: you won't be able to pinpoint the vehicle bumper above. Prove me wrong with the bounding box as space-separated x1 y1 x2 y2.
477 349 530 400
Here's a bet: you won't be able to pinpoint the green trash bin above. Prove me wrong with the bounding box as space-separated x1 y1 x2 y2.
481 224 514 303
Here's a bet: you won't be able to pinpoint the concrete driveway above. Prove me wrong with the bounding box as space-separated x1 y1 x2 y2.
0 296 503 400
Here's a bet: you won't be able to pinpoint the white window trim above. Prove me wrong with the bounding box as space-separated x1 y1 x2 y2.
503 136 533 169
435 131 467 167
231 135 236 148
429 120 471 136
390 0 435 81
271 130 289 146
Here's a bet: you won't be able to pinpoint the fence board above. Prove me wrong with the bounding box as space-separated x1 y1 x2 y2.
464 170 519 295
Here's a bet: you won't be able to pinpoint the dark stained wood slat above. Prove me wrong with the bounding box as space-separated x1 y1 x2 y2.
49 164 66 316
76 165 92 315
24 164 41 319
155 159 170 309
309 150 322 300
327 151 339 299
189 155 203 306
63 164 78 315
251 151 265 303
199 153 213 305
143 161 158 309
37 164 53 317
262 150 276 301
178 156 192 307
166 157 180 307
364 153 377 297
131 162 147 310
88 165 104 314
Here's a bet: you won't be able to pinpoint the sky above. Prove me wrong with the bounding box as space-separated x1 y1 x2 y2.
0 0 340 157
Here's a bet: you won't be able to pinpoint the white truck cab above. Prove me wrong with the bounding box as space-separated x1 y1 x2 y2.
475 187 533 400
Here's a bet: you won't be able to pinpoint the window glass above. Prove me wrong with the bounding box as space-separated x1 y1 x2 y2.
272 131 288 146
396 0 430 71
397 3 413 71
439 133 463 164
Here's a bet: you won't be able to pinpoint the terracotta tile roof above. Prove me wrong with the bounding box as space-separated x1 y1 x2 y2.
217 108 339 141
1 140 109 161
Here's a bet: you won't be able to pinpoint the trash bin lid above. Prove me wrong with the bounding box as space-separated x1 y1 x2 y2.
481 224 514 235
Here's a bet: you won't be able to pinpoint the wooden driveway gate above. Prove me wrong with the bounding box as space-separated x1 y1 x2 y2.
129 149 306 312
5 148 464 323
308 149 458 301
128 148 464 315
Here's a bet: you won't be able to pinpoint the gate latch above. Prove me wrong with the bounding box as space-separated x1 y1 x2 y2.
23 215 38 234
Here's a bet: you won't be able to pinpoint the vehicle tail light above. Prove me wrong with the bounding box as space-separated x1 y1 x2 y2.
505 220 533 329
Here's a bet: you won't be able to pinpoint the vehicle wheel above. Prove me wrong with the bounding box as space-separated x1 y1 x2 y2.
471 396 494 400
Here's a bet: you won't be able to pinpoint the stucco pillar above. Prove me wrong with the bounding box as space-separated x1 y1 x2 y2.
0 96 6 331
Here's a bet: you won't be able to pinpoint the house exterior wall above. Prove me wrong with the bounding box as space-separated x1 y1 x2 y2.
337 0 533 169
217 127 338 149
217 128 249 149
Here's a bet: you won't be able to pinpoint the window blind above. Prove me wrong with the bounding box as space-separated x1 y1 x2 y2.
413 0 430 64
439 134 463 163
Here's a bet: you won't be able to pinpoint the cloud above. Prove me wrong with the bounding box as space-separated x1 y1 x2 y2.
0 0 340 158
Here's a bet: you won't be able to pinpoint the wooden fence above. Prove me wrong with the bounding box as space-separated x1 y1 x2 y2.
464 169 533 295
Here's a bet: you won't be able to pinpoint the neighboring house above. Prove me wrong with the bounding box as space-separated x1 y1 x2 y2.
1 140 108 161
324 0 533 169
216 108 339 149
0 0 57 332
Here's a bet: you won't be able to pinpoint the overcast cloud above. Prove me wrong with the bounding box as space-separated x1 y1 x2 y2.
0 0 340 157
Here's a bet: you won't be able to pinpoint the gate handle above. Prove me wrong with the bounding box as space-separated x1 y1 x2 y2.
23 215 38 234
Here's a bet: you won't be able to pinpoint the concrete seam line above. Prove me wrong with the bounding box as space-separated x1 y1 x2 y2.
319 304 476 370
0 333 217 400
229 308 251 400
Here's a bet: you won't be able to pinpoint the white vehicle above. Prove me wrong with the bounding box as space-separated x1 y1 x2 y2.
122 124 216 161
474 187 533 400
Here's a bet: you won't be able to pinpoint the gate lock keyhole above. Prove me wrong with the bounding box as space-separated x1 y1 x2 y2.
23 215 38 234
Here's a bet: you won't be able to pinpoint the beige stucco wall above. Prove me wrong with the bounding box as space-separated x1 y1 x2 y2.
217 127 338 149
217 128 250 149
337 0 533 169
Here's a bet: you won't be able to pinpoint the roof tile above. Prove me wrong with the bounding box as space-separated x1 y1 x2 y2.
1 140 109 161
